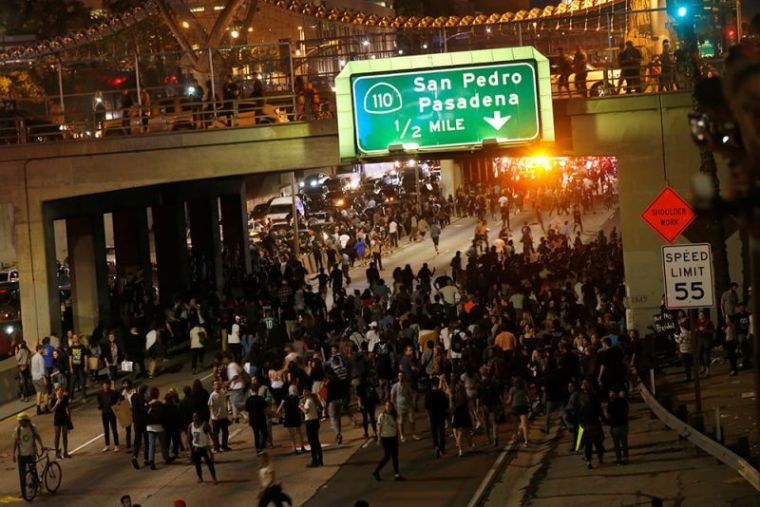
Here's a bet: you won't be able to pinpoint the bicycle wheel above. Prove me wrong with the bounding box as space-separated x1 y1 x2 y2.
22 470 38 502
44 461 62 493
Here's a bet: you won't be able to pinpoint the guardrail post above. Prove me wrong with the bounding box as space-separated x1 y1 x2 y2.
714 407 722 444
649 369 656 397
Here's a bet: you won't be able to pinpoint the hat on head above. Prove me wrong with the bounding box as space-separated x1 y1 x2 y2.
369 322 378 328
173 500 187 507
17 412 30 421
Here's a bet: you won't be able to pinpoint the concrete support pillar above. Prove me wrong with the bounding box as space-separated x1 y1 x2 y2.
112 208 152 295
220 189 251 275
187 198 224 291
66 215 109 335
439 159 463 199
152 202 189 305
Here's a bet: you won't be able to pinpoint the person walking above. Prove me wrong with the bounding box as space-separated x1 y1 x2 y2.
208 380 231 452
31 345 48 415
121 379 136 451
187 412 217 484
276 385 306 454
675 319 694 382
103 333 122 388
430 221 442 255
51 385 71 459
12 413 43 497
390 371 417 442
246 381 270 455
300 385 323 468
146 387 174 470
189 324 206 374
130 384 149 469
68 334 88 401
576 379 605 469
506 377 531 446
356 376 379 439
477 366 503 447
97 381 121 452
16 341 32 402
372 401 403 481
258 452 292 507
451 381 473 456
606 389 630 465
425 376 449 458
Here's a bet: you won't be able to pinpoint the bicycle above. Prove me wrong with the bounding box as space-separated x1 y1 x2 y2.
22 448 62 502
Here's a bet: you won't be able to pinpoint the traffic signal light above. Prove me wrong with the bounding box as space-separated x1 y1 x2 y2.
666 0 696 22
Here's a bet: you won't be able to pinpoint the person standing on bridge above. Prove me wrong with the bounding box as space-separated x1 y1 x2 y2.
572 45 588 98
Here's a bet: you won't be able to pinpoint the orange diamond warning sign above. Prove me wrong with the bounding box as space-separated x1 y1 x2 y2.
641 187 695 243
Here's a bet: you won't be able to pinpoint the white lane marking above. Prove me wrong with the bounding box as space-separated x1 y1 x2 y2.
141 425 248 500
70 433 105 455
68 371 215 455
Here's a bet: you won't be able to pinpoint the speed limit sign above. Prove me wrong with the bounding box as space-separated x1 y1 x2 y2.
661 243 715 309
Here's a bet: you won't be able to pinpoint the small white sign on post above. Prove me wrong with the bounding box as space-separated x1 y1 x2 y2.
661 243 715 309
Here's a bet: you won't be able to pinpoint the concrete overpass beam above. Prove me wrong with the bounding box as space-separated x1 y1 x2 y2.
187 198 224 292
220 187 251 276
439 159 463 200
66 215 109 335
112 208 152 300
152 202 189 305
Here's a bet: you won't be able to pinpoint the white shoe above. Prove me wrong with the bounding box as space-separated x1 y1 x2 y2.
113 446 120 452
101 446 110 452
412 435 421 441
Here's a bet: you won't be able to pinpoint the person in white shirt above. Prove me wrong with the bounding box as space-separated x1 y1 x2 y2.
208 381 231 452
31 345 48 415
189 325 206 374
228 315 242 363
187 412 217 483
223 354 246 422
372 401 403 481
388 220 399 248
257 452 292 505
300 386 323 467
366 323 381 352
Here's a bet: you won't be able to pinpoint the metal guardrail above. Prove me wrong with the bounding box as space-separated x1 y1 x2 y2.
639 381 760 492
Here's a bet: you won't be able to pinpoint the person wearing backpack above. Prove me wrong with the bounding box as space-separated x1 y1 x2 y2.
12 412 44 496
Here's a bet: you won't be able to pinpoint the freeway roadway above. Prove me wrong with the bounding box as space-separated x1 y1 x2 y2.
0 204 616 506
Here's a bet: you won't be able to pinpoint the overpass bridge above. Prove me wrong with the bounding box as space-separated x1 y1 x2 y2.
0 90 740 357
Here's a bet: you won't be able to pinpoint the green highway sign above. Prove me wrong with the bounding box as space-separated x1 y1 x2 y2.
335 47 554 160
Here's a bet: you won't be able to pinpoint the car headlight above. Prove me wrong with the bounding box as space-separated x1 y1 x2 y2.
4 324 14 335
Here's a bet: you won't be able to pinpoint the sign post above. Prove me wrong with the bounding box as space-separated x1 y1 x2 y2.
335 47 555 161
662 243 715 418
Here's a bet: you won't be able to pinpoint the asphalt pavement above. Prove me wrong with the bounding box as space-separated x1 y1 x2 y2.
0 203 618 506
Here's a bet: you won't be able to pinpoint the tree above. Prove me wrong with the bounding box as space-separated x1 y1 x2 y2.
0 0 90 39
0 71 45 101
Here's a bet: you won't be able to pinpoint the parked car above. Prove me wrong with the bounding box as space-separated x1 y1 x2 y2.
266 196 305 224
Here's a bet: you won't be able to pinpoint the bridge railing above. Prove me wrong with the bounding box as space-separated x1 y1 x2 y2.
0 6 726 146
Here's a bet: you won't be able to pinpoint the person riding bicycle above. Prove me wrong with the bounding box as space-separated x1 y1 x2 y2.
12 412 44 495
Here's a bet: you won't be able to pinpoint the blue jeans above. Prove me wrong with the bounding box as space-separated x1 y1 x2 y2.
147 430 170 464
